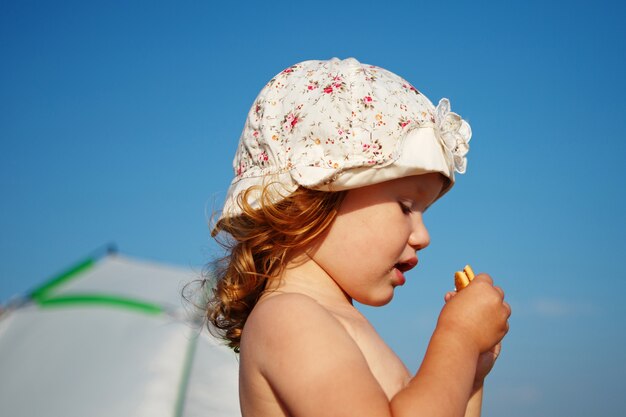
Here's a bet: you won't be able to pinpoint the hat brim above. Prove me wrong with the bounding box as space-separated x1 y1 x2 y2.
217 126 454 224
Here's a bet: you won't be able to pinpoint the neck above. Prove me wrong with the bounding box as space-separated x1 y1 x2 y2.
263 252 353 309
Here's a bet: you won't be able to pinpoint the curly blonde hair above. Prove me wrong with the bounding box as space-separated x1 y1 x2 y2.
204 184 346 352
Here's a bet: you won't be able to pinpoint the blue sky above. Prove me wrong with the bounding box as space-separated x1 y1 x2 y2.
1 1 625 416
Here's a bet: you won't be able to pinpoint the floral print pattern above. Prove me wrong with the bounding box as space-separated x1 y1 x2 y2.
223 58 472 218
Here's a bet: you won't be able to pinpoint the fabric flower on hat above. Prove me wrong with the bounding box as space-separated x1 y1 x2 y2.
434 98 472 174
219 58 474 222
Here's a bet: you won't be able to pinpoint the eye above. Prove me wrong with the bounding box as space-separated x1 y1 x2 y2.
399 201 412 214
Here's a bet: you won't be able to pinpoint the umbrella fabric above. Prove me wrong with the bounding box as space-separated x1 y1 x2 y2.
0 254 240 417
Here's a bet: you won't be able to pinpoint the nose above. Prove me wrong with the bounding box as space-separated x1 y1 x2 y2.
408 213 430 250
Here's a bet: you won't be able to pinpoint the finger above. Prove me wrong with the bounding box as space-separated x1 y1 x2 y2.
492 342 501 353
493 285 505 299
444 291 457 302
503 301 512 318
490 343 502 360
473 273 493 285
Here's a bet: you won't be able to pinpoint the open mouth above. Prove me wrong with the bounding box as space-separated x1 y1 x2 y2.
394 258 418 273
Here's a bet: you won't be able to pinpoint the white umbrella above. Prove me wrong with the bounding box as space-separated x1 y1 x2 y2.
0 253 240 417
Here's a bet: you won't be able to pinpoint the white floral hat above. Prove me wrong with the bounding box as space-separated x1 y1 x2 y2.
220 57 471 220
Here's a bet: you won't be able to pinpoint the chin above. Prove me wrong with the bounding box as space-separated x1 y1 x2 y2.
356 292 395 307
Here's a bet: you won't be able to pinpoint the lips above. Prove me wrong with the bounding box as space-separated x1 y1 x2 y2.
394 257 418 273
391 257 418 287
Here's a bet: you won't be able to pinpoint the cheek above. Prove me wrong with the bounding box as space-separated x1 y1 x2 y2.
334 217 381 254
313 219 375 274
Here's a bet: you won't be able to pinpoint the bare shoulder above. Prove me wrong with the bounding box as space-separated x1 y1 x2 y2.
246 293 340 331
240 293 391 417
241 292 353 360
247 291 332 319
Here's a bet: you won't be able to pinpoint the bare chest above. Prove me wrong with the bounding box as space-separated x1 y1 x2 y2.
335 313 411 399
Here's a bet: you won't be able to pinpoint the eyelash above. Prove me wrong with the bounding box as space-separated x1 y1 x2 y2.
399 202 412 214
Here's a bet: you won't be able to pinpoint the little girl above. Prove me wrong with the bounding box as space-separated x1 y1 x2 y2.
205 58 510 417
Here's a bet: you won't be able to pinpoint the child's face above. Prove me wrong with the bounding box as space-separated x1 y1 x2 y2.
310 173 445 306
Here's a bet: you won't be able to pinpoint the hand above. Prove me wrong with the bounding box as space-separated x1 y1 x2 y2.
439 274 510 355
473 342 501 389
444 277 508 390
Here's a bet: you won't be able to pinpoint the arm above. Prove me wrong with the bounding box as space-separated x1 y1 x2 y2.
465 387 483 417
464 342 502 417
399 340 496 417
243 277 509 417
441 289 505 417
390 326 479 417
392 274 509 417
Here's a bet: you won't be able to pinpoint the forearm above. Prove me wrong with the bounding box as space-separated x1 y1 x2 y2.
390 329 478 417
464 386 483 417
